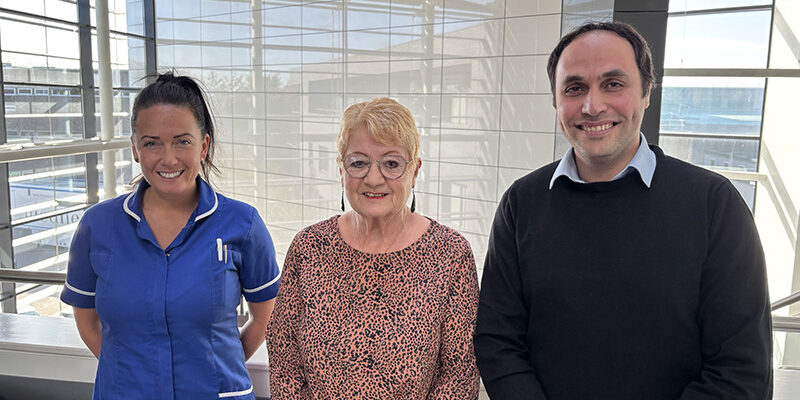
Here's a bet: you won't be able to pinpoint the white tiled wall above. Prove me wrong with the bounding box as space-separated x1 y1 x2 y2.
156 0 569 272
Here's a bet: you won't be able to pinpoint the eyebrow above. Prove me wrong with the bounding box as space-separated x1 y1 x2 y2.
139 133 193 141
346 150 404 157
602 69 628 79
561 69 629 86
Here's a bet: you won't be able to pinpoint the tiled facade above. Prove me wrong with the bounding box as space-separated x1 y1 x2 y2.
156 0 573 271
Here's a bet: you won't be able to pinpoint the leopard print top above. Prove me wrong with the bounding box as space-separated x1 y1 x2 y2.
267 215 480 400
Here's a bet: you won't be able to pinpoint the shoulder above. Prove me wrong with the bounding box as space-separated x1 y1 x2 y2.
215 193 258 219
652 146 731 193
425 219 474 257
288 216 339 251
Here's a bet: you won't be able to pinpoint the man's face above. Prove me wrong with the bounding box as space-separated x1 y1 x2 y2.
554 30 650 181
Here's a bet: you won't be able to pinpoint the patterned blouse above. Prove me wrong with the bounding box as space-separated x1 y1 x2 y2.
267 215 480 400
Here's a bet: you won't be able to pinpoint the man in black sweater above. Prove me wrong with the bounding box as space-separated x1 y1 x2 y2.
474 22 772 399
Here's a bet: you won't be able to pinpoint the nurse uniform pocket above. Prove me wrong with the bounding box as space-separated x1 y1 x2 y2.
211 246 242 322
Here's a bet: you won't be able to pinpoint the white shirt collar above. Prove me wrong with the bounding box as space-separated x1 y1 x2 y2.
549 132 656 189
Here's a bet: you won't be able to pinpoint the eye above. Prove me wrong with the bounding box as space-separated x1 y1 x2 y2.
177 138 192 146
382 159 401 169
348 159 368 169
564 85 584 96
606 81 624 90
142 141 158 148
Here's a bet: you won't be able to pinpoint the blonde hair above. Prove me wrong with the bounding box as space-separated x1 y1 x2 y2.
337 98 420 163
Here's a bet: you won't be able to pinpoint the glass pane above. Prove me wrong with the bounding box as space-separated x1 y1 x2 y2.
114 0 145 36
44 0 79 23
0 16 81 85
660 135 759 172
660 77 764 137
8 155 88 222
94 89 139 137
769 0 800 69
91 33 148 88
665 10 771 69
12 208 84 317
669 0 771 12
0 0 44 15
3 84 84 144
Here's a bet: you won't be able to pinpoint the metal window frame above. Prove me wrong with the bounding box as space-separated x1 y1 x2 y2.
0 0 155 313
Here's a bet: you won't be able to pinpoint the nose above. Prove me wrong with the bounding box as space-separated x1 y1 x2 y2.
161 145 179 166
363 160 385 186
581 89 606 116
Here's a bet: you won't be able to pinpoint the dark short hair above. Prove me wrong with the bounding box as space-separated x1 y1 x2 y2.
131 72 219 182
547 21 655 98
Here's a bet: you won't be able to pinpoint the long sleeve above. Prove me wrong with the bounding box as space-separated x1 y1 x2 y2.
427 242 481 400
474 186 548 399
267 237 309 400
676 181 772 400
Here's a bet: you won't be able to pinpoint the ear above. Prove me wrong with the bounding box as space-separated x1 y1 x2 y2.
413 158 422 181
642 86 652 109
201 133 211 159
130 136 139 163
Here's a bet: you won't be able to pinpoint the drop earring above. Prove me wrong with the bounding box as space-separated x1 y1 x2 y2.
340 189 345 212
410 189 416 213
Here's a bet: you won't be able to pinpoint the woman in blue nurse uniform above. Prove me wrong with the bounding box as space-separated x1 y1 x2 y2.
60 73 280 399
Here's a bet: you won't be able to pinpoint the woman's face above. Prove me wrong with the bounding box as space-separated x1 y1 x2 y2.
131 104 209 200
341 126 420 221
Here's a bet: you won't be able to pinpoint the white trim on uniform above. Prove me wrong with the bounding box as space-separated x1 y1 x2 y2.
195 191 218 222
218 385 253 398
123 191 141 222
242 274 280 294
65 281 95 296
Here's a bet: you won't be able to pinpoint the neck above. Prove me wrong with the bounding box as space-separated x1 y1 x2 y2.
349 208 410 250
142 185 198 214
575 139 640 183
352 208 408 236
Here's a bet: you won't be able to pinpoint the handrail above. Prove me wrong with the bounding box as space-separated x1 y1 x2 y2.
0 137 130 164
773 291 800 312
0 269 66 285
773 316 800 333
3 270 800 332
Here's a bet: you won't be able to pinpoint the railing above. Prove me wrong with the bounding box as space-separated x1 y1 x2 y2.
2 268 799 331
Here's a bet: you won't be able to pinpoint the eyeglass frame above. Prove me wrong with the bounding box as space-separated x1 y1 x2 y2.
339 153 415 180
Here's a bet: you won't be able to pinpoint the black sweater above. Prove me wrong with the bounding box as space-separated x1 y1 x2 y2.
474 146 772 400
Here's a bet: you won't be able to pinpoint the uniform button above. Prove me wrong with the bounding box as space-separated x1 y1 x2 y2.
166 252 170 257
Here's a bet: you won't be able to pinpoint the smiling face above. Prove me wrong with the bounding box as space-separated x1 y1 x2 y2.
341 126 420 221
131 104 209 200
555 30 650 182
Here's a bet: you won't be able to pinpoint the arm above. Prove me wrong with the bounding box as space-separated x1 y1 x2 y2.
676 181 772 400
240 299 275 360
266 238 308 399
474 187 548 400
427 241 481 399
74 306 102 358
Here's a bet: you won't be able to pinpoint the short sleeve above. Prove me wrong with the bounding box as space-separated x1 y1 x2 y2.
60 216 97 308
239 207 281 302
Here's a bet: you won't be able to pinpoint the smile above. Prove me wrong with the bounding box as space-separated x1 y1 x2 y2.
363 192 387 198
578 122 618 132
158 170 183 178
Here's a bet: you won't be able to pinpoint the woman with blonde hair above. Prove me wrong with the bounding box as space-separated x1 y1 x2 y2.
267 97 480 399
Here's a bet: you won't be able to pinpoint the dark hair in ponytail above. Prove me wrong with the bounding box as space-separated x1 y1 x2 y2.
131 72 220 182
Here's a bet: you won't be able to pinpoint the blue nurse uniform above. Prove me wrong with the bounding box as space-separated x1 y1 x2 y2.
60 177 281 399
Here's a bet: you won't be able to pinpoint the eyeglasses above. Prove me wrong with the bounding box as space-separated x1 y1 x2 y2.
341 154 412 180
